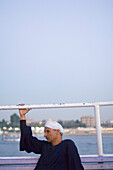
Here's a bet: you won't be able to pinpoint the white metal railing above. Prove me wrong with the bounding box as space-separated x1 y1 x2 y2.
0 156 113 169
0 101 113 156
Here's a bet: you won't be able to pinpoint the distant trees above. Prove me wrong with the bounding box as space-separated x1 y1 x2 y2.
10 113 20 128
0 113 20 130
0 113 113 130
0 119 9 129
58 120 86 128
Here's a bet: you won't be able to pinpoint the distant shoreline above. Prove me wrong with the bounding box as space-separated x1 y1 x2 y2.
1 129 113 136
64 132 113 136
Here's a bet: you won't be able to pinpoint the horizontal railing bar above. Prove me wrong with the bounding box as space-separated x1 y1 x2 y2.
1 155 113 165
83 164 113 169
0 167 35 170
81 156 113 162
1 156 113 169
0 101 113 110
0 157 38 165
0 165 113 170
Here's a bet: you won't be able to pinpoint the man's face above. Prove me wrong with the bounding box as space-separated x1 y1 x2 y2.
44 127 59 143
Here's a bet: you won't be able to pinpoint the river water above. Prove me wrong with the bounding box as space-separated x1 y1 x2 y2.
0 135 113 157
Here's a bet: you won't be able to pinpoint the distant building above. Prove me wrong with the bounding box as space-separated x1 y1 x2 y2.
26 119 34 125
81 116 95 127
62 120 75 128
110 120 113 124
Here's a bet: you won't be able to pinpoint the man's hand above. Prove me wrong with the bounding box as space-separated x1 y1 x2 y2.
19 104 31 120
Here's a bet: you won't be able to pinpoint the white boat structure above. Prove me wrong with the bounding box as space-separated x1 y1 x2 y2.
3 137 20 142
0 101 113 169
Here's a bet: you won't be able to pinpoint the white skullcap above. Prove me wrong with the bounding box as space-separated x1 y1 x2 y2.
45 121 64 135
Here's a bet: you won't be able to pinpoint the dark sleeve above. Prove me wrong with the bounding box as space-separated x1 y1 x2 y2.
20 120 26 129
67 140 84 170
20 120 46 154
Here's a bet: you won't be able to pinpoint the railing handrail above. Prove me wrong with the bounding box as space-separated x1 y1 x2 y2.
0 101 113 110
0 155 113 170
0 155 113 163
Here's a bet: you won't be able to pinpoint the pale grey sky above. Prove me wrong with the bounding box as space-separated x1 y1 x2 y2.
0 0 113 121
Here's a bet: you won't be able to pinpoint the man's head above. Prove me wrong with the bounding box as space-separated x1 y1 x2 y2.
44 121 64 145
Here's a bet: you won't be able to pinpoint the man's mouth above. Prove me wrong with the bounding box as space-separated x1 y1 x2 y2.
46 138 50 142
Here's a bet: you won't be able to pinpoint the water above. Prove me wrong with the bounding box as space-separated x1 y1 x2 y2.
0 135 113 157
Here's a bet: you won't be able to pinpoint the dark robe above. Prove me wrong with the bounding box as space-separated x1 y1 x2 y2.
20 120 84 170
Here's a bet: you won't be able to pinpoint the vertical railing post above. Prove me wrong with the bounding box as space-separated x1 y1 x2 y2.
94 104 103 156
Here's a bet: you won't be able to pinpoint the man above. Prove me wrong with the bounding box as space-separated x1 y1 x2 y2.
19 107 84 170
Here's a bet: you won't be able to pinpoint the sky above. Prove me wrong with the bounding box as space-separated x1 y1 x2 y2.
0 0 113 122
